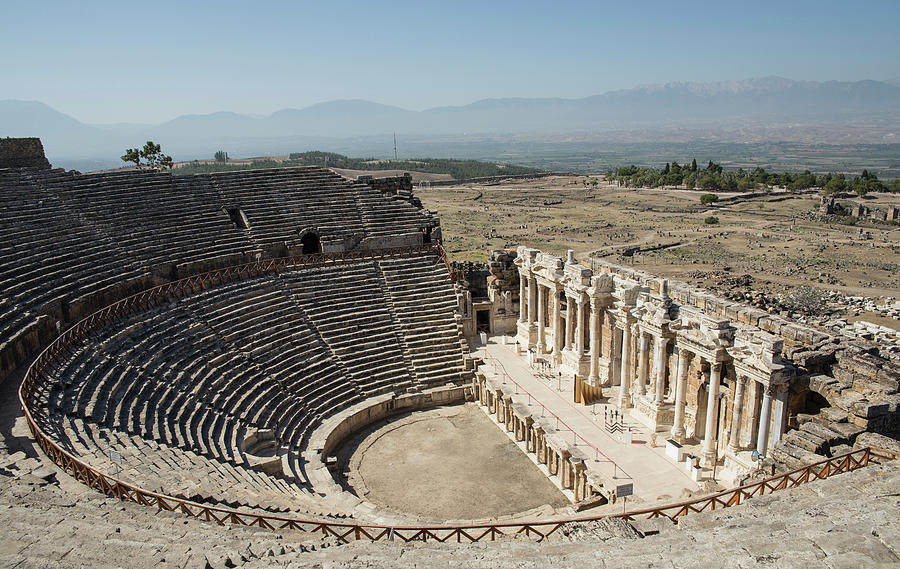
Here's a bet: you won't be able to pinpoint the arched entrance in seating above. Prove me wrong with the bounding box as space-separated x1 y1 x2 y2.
300 232 321 254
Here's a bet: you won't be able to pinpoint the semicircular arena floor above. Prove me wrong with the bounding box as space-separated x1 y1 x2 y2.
334 403 570 521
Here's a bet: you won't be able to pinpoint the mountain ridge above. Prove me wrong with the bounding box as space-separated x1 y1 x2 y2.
3 76 899 169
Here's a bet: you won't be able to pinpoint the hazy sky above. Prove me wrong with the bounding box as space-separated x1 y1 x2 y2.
3 0 899 124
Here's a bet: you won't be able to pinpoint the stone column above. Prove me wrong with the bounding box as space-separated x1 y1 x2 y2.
646 335 657 400
772 385 789 446
574 461 586 501
551 287 561 363
564 295 574 351
617 318 633 408
635 332 649 396
536 284 546 353
728 376 748 453
757 385 775 456
575 297 586 357
519 273 527 324
745 380 760 449
588 298 601 383
562 455 573 489
527 274 536 325
670 348 691 443
536 429 546 464
701 362 723 467
654 337 669 404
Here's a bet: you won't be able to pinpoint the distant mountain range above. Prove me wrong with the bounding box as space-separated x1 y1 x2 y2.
2 76 899 171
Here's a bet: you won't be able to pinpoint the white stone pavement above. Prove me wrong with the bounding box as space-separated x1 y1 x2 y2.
477 335 700 503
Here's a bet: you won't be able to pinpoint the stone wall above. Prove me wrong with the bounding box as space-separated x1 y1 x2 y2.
455 250 521 336
0 138 51 169
358 173 421 208
302 385 468 516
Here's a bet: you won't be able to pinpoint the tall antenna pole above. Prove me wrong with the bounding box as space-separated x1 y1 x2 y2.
393 132 398 161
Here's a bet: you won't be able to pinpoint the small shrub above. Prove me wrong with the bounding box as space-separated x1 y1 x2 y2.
783 286 826 316
700 193 719 205
704 216 719 225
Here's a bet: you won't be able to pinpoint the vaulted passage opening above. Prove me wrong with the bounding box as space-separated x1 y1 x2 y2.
224 207 250 229
476 309 491 333
301 232 321 254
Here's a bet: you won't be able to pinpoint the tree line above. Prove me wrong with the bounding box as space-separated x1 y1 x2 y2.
284 152 540 179
610 160 900 196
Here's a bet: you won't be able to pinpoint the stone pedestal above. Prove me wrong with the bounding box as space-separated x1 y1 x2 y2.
516 321 537 349
561 350 590 379
632 395 674 433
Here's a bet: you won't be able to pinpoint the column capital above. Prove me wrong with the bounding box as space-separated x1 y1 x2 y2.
678 346 692 359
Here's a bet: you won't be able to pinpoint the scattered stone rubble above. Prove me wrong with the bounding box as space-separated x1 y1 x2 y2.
692 271 900 359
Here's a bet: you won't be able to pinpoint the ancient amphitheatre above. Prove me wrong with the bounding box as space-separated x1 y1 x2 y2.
0 138 898 568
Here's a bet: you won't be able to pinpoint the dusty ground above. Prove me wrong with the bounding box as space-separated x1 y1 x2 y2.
417 176 900 300
335 403 569 521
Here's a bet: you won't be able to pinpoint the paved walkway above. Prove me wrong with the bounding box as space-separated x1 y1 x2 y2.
475 336 700 503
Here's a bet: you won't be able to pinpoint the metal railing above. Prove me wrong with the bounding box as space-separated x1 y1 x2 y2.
434 243 466 282
17 246 898 543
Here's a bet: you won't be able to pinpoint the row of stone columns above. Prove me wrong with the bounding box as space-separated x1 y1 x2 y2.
517 266 787 470
728 379 784 458
654 345 784 463
518 274 592 363
473 373 599 502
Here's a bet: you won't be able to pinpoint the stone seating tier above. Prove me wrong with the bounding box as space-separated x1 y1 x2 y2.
57 416 341 517
36 253 467 507
0 166 438 381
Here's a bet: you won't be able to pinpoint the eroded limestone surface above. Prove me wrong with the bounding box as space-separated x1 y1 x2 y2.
2 442 896 568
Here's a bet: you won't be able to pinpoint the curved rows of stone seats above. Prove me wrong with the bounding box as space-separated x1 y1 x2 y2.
31 252 465 516
379 255 468 385
0 166 437 381
55 416 337 516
